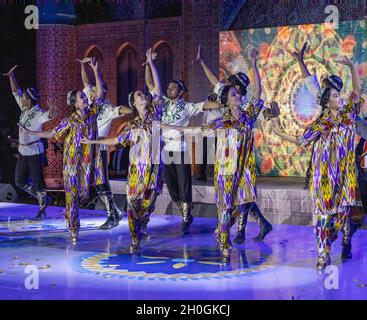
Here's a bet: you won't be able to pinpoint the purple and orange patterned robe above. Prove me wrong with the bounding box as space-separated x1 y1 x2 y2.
206 99 264 250
51 100 106 233
209 99 264 210
116 103 164 242
298 96 364 215
298 95 364 259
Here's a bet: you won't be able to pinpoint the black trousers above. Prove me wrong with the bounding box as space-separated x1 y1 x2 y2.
100 150 111 191
15 153 46 192
198 136 217 177
164 150 192 203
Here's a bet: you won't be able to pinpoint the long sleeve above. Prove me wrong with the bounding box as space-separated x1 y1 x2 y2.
242 98 264 123
297 117 324 147
304 75 320 98
51 118 71 142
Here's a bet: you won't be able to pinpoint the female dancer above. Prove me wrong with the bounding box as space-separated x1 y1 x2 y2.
82 49 164 252
77 57 132 230
273 56 363 270
165 50 278 258
193 45 274 244
19 58 106 242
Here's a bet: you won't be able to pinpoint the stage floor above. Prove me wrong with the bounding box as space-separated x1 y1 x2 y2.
0 203 367 300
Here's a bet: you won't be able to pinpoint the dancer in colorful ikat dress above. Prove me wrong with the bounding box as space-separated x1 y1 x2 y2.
273 55 364 270
82 49 165 252
76 57 133 229
3 65 57 220
165 50 279 259
145 51 225 236
294 42 367 238
192 45 276 244
19 58 106 242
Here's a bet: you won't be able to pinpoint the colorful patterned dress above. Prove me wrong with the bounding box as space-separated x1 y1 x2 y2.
51 100 106 233
298 95 364 258
116 103 164 243
207 99 264 249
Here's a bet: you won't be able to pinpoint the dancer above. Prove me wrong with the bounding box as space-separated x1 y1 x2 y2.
82 49 164 252
193 45 275 243
145 51 225 236
165 50 278 258
3 65 56 220
77 57 133 229
294 41 367 234
19 58 106 242
273 56 363 270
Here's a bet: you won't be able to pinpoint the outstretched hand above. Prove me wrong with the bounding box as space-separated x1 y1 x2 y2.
47 97 57 116
3 65 17 77
76 57 92 64
292 42 308 61
249 48 259 65
191 45 202 64
269 101 280 118
81 137 92 144
88 57 98 72
142 48 157 67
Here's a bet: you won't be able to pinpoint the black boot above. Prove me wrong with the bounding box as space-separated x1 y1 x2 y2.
114 203 124 222
251 203 272 242
341 216 353 260
179 202 193 235
98 190 118 230
233 211 248 244
34 191 49 220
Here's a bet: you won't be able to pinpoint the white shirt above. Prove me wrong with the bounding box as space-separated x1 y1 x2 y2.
83 85 121 150
161 96 204 152
14 91 51 156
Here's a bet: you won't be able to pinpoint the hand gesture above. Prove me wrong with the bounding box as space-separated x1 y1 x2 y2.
191 45 202 64
76 57 92 64
3 65 17 77
47 97 57 116
249 48 259 65
269 101 280 118
81 137 92 144
292 42 308 61
142 48 157 67
88 57 98 72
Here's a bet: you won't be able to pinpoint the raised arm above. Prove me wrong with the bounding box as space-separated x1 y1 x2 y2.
193 45 219 87
250 49 261 102
81 136 119 146
272 124 300 144
335 56 361 96
18 123 53 139
292 42 311 79
117 105 133 115
146 48 162 97
3 65 20 93
203 100 224 110
77 57 92 88
89 57 103 99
